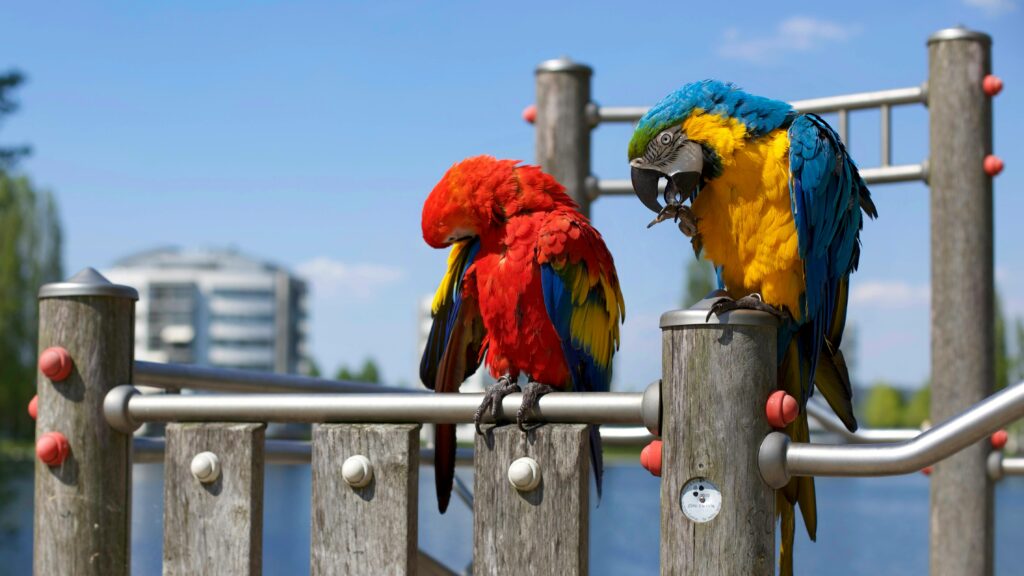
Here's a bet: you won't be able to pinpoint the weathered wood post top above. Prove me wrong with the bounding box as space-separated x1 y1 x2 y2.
659 293 778 575
35 268 137 576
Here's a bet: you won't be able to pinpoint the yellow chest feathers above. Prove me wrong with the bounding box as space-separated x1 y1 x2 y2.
685 112 805 318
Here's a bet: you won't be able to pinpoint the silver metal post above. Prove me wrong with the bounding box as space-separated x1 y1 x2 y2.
759 381 1024 488
535 57 593 216
928 26 994 576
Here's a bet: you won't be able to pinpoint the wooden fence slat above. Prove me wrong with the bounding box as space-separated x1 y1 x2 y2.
311 424 420 576
473 424 589 576
163 423 266 576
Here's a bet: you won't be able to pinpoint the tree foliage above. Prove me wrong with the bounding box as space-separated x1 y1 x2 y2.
335 357 381 384
0 174 62 439
682 257 715 307
0 70 62 440
0 71 31 169
862 382 905 428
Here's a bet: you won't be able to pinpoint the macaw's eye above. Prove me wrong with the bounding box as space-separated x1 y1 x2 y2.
658 132 674 146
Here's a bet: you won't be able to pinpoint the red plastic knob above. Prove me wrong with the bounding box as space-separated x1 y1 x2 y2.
766 390 799 429
36 431 70 466
984 154 1004 177
522 104 537 124
921 466 933 476
983 74 1003 97
28 395 38 420
991 429 1008 450
640 440 663 477
39 347 73 381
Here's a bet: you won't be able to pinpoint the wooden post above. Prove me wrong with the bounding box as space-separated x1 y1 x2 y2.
163 423 266 576
473 424 589 575
310 424 420 576
535 57 593 217
34 268 137 575
659 303 777 575
928 26 995 576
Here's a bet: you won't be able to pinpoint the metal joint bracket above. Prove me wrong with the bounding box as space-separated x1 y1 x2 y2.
104 385 141 433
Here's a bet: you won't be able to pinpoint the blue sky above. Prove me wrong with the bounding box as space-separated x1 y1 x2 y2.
2 0 1022 392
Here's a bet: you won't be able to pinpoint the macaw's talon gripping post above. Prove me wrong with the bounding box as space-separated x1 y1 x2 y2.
474 375 520 435
706 293 790 323
518 382 557 432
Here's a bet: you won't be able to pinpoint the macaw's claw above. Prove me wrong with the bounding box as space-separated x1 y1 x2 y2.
706 293 791 322
517 381 556 432
474 375 520 435
646 202 698 235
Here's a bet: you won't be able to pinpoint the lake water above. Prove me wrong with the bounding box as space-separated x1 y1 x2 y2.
2 461 1023 575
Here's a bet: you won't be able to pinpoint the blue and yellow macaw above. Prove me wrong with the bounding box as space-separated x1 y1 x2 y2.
628 80 877 575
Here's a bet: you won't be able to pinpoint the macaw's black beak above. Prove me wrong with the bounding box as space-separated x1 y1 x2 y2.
631 166 702 214
666 171 701 205
631 166 666 213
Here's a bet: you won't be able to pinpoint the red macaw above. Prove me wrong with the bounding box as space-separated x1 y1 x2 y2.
420 156 625 513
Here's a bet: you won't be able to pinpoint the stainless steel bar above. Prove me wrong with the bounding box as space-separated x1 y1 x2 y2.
805 398 919 443
858 162 927 184
594 85 926 124
599 425 656 446
838 109 849 146
760 381 1024 489
1003 457 1024 476
106 387 646 432
881 104 892 167
134 360 416 395
592 162 926 198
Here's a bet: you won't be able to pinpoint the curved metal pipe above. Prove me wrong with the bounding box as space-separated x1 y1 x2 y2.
760 382 1024 489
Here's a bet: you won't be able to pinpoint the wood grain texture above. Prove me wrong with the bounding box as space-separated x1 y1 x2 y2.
660 324 776 576
473 424 589 576
34 296 134 576
163 423 265 576
535 64 592 217
311 424 420 576
928 33 995 576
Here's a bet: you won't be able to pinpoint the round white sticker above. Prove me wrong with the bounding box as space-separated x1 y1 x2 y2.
680 477 722 523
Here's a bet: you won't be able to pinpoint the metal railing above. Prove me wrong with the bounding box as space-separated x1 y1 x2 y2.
760 381 1024 488
105 383 661 433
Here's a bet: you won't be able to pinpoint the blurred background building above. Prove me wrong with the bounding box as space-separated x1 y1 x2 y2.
103 247 311 375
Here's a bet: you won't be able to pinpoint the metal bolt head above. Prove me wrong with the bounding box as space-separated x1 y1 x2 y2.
508 457 541 491
342 455 373 488
191 451 221 484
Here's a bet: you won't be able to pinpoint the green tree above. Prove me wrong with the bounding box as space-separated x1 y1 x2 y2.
334 357 381 384
0 71 62 440
0 71 31 169
902 385 931 428
996 292 1009 391
683 257 715 306
863 382 905 428
0 174 62 439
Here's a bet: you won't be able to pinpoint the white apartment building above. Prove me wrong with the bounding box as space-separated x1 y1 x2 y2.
104 247 309 375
